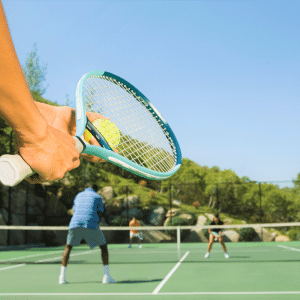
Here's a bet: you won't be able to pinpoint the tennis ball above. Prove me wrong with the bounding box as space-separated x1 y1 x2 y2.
84 119 121 149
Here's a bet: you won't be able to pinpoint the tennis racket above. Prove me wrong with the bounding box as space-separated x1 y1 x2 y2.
0 70 182 186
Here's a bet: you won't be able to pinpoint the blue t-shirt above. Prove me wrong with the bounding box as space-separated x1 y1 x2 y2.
69 188 104 229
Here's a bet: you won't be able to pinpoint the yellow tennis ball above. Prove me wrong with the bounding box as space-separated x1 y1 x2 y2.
84 119 120 149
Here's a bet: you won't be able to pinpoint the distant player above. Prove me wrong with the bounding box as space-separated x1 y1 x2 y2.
128 217 143 248
204 213 229 259
59 184 115 284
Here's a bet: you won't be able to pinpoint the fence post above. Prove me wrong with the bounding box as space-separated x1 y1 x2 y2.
216 183 219 212
126 185 129 223
259 182 263 241
169 183 172 226
25 182 29 244
7 130 13 245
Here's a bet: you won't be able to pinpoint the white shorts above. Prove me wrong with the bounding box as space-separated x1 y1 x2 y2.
130 232 143 240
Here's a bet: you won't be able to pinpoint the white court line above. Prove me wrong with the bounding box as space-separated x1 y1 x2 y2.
278 245 300 252
152 251 189 294
0 250 62 262
0 264 26 271
0 249 95 270
0 291 300 296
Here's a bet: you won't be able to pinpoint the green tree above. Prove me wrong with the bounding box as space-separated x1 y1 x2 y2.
22 43 48 96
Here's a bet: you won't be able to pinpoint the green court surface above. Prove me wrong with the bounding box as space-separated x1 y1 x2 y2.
0 242 299 300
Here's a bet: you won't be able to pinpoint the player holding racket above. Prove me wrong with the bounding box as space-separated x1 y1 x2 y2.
204 213 229 259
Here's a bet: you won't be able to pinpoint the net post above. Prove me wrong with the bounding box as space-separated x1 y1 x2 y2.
177 226 181 260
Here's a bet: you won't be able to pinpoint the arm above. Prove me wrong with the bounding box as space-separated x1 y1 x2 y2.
0 2 80 183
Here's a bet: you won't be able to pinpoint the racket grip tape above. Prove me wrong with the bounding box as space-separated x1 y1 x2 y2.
0 137 85 187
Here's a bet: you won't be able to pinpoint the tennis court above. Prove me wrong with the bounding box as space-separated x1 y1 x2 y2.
0 240 299 300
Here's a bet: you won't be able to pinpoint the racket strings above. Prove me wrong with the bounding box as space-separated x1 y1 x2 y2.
84 76 176 172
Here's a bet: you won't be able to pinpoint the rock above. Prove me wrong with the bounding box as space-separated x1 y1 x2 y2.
100 186 116 202
183 226 208 243
224 218 232 224
148 206 166 226
143 230 174 243
275 235 290 242
178 213 195 225
223 230 239 242
172 199 181 206
205 213 214 221
166 209 180 218
196 215 207 226
253 226 275 242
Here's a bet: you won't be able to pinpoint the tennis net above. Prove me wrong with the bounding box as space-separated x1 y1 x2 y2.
0 223 300 264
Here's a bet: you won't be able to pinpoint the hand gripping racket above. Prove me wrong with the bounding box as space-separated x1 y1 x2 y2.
0 70 182 186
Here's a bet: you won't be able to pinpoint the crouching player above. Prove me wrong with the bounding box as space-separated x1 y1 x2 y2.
204 213 229 259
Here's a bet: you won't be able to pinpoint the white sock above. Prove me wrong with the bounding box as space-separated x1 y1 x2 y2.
103 265 109 276
60 266 67 276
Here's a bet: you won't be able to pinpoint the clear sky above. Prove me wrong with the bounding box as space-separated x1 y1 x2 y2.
2 0 299 185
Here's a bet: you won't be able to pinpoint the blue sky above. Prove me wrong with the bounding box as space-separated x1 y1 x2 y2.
2 0 299 185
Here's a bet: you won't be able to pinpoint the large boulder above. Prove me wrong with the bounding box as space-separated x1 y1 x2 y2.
183 226 208 243
275 235 290 242
148 206 166 226
143 230 174 243
178 213 195 225
223 230 239 242
166 209 180 218
205 213 214 221
100 186 116 202
197 215 207 226
124 195 140 208
253 226 276 242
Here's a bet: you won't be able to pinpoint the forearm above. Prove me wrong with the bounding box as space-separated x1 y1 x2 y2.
0 2 47 141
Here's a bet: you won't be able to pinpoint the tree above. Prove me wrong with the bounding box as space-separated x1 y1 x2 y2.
22 43 48 96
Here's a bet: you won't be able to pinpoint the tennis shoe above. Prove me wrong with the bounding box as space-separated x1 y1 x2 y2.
224 253 230 259
59 275 67 285
139 244 142 248
204 252 210 258
103 274 115 284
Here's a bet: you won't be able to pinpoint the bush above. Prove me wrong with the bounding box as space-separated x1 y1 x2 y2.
109 215 128 226
238 227 256 241
288 227 300 241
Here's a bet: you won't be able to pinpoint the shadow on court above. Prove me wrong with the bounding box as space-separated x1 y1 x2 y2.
117 278 162 284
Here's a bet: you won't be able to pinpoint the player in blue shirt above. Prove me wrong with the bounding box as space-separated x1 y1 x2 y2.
59 184 115 284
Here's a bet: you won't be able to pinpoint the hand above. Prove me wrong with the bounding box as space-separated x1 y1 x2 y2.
16 122 80 184
34 102 107 164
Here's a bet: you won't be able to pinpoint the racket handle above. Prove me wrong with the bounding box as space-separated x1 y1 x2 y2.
0 137 85 187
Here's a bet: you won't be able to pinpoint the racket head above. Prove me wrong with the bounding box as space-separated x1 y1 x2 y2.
75 70 182 180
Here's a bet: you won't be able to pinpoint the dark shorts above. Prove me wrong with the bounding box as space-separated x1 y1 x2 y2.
67 227 106 249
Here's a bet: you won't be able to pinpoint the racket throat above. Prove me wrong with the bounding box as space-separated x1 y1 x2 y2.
86 117 113 150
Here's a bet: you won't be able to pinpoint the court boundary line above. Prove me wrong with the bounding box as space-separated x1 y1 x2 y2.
0 249 95 271
278 245 300 252
152 251 189 294
0 291 300 296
